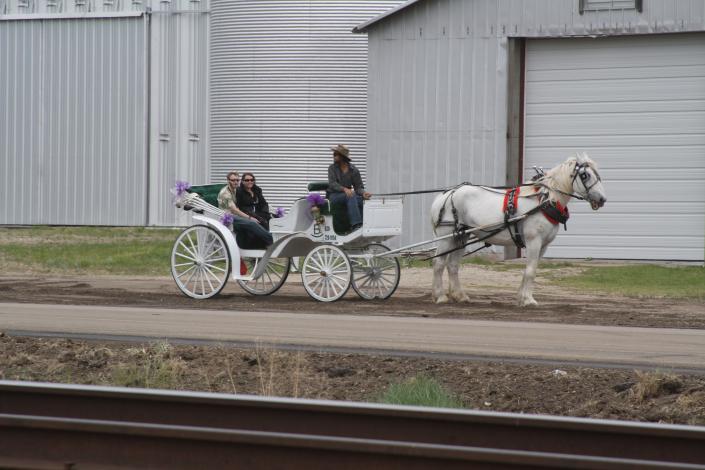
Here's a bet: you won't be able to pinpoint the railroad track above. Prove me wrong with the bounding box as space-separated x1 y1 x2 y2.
1 381 704 469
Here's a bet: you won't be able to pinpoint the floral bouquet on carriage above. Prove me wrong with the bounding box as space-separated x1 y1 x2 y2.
306 193 326 225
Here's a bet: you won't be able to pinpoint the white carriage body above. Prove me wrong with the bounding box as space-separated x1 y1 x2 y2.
172 188 404 302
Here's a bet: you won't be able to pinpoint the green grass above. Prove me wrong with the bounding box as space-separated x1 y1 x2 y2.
0 226 179 275
555 265 705 300
380 375 463 409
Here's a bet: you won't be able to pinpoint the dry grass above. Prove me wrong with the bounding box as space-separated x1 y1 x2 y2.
629 370 683 402
253 343 309 397
111 341 186 389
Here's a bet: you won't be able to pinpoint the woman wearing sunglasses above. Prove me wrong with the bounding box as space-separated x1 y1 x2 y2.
236 172 272 230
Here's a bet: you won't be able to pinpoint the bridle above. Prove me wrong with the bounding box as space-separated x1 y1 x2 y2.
572 161 602 194
538 161 601 202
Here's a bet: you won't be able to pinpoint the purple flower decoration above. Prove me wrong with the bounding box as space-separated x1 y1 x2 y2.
306 193 326 208
220 213 234 226
275 207 286 218
173 180 191 197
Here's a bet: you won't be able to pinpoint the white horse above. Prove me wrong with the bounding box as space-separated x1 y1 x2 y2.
430 152 607 307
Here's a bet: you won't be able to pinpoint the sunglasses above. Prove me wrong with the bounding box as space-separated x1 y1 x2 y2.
243 178 255 182
228 178 239 182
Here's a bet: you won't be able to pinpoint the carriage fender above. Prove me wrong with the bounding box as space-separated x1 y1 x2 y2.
192 215 241 279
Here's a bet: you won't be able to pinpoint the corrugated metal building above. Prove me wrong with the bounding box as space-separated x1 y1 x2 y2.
0 0 209 227
209 0 403 210
1 0 403 226
355 0 705 261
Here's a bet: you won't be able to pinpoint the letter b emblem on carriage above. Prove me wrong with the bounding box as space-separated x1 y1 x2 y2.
312 224 322 238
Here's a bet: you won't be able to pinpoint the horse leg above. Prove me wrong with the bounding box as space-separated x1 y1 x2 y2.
447 250 470 303
517 238 543 307
432 256 449 304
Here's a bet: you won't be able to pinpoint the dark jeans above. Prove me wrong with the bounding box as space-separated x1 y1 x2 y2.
329 192 363 227
232 215 273 249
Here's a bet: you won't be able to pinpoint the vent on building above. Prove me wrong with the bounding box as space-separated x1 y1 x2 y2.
579 0 643 14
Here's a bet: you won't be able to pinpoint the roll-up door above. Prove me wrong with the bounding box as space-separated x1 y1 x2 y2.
524 34 705 261
209 1 402 209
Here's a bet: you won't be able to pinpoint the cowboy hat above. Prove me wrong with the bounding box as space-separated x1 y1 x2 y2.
330 144 350 160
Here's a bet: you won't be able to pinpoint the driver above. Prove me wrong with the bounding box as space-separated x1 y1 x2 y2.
327 144 371 231
218 170 273 248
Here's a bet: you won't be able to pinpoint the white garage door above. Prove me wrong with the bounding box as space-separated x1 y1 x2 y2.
524 34 705 261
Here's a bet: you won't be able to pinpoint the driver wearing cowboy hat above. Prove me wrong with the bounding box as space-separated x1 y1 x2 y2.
327 144 371 231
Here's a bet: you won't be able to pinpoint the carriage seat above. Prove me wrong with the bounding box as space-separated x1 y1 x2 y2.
186 184 222 208
306 181 351 234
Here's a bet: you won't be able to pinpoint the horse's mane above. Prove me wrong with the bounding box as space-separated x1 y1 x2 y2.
532 153 597 203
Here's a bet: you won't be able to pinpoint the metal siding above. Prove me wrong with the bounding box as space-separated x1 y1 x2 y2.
358 0 705 36
366 0 509 248
209 0 403 212
524 34 705 261
0 16 147 225
148 2 210 226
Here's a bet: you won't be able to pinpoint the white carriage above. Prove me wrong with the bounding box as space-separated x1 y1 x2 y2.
171 182 403 302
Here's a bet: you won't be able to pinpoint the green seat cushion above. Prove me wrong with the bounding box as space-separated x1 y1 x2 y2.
307 181 329 192
321 198 350 234
187 184 222 208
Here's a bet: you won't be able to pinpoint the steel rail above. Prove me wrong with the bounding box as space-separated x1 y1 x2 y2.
1 381 704 466
0 414 703 470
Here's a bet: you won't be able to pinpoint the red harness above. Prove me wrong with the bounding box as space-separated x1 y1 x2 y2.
502 187 520 213
502 187 524 247
530 186 570 226
542 200 569 225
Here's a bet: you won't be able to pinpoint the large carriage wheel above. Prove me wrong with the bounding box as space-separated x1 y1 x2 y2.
171 225 230 299
350 244 400 300
237 257 291 296
301 245 352 302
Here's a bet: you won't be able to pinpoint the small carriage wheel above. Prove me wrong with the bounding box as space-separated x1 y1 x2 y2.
171 225 230 299
237 257 291 296
301 245 352 302
350 244 400 300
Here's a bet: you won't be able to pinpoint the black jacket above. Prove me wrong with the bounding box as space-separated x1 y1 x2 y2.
236 185 271 228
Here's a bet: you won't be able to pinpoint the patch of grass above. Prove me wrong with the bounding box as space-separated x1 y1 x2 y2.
555 264 705 300
380 375 463 409
0 226 178 275
630 370 683 402
111 341 185 389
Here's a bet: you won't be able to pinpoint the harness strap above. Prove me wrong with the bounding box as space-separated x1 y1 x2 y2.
502 187 525 249
540 200 569 230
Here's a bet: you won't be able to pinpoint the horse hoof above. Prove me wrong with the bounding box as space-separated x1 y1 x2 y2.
450 293 471 303
518 298 538 307
435 295 449 304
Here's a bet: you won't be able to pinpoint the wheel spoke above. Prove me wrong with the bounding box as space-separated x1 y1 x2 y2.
173 261 195 268
186 232 198 257
178 241 198 260
328 276 345 292
206 263 227 273
176 264 197 279
202 267 216 292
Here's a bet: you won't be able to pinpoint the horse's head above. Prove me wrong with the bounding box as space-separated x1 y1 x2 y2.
571 152 607 210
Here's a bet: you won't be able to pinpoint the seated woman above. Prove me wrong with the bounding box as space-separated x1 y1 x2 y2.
236 172 272 230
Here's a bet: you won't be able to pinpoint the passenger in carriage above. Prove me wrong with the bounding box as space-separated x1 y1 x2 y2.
327 144 372 232
218 170 273 249
236 172 271 230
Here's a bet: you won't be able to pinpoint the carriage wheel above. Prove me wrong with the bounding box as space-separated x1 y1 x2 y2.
301 245 352 302
171 225 230 299
350 244 400 300
237 257 291 296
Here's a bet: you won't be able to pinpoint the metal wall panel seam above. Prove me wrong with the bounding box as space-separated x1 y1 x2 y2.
0 11 144 20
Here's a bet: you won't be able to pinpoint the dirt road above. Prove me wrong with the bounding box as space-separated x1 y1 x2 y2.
2 302 704 370
1 267 703 329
